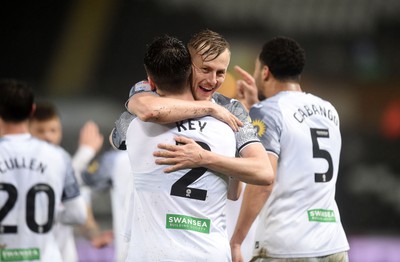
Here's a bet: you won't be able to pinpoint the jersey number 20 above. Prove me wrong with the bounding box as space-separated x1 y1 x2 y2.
0 183 55 234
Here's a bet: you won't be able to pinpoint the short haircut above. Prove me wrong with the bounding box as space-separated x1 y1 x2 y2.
144 35 191 94
188 29 230 62
259 36 306 82
0 79 34 122
31 101 59 122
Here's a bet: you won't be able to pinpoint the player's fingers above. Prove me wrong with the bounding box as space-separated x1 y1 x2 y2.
154 156 177 166
225 118 238 132
233 115 243 127
174 136 194 145
236 81 245 99
234 65 253 82
157 143 178 151
163 165 179 173
153 150 175 158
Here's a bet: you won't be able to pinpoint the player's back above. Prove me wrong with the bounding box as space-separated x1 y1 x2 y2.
0 134 76 262
250 91 349 257
125 116 236 261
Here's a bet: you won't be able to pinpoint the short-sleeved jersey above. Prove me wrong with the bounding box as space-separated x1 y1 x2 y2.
0 134 80 262
111 80 261 154
249 91 349 258
125 116 236 261
211 92 260 153
82 149 131 262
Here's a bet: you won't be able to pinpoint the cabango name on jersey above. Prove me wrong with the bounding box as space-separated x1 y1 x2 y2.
175 119 207 132
293 103 339 126
0 157 47 174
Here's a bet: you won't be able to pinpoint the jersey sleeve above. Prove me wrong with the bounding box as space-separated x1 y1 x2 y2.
111 111 137 150
249 101 283 156
124 80 155 108
82 151 114 191
213 93 261 153
61 150 82 201
113 80 155 150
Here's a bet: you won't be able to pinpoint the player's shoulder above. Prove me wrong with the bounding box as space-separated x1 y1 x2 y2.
257 91 299 110
129 80 154 97
212 92 249 122
212 92 242 107
307 92 337 108
30 136 71 158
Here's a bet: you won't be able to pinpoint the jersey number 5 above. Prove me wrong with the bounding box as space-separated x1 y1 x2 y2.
310 128 333 183
0 183 55 234
170 141 210 201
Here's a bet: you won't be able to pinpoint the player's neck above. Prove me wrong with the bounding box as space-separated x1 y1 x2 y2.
164 90 195 101
1 122 30 135
281 82 301 92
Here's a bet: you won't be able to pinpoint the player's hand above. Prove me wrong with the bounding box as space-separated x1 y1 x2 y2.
90 230 114 249
154 136 207 172
79 121 104 153
234 65 259 111
210 103 243 132
230 243 244 262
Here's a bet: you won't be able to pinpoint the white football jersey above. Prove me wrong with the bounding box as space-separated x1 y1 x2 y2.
249 91 349 258
125 116 236 261
0 134 81 262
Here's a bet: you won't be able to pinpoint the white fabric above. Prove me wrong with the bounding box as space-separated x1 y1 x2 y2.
249 91 349 258
54 145 96 262
108 151 132 262
125 116 236 261
0 134 83 262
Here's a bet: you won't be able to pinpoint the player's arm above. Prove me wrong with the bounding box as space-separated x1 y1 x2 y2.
227 177 242 201
127 92 242 131
154 136 274 186
82 152 113 191
58 196 87 225
72 121 104 184
230 153 277 262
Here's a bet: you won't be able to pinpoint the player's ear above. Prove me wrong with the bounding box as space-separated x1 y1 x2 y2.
30 103 36 117
262 65 270 81
147 77 157 91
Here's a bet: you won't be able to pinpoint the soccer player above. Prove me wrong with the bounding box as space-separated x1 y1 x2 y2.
112 29 274 186
29 102 108 261
124 34 237 261
0 79 87 262
230 36 350 262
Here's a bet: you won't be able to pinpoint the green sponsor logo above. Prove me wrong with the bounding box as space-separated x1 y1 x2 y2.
166 214 210 234
0 248 40 261
308 209 336 223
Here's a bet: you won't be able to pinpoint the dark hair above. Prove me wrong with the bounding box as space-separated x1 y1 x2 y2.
188 29 230 62
259 36 306 82
144 35 191 94
31 101 59 121
0 79 34 122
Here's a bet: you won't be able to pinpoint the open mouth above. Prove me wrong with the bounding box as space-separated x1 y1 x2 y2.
199 86 214 92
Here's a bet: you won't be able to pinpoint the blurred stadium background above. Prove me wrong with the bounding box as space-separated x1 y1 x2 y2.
1 0 400 261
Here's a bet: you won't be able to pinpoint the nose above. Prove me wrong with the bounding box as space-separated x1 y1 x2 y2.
206 73 218 87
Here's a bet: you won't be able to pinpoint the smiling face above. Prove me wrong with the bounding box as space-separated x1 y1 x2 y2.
190 48 231 101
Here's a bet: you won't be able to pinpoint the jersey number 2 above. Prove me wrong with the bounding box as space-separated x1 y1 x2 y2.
310 128 333 183
170 141 210 201
0 183 55 234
